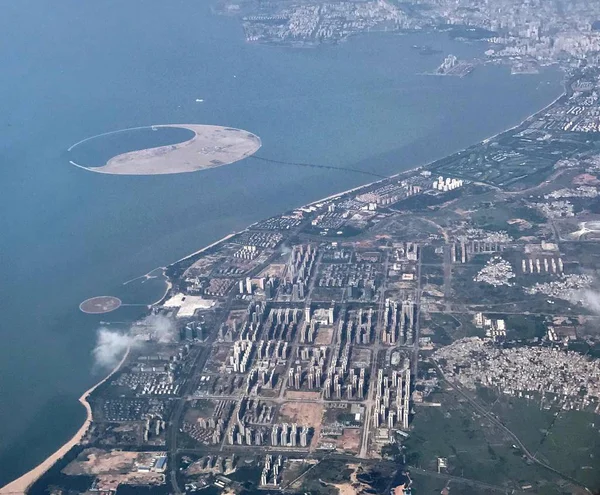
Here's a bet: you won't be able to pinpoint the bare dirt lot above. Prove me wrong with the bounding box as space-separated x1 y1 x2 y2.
279 401 323 426
315 326 334 345
62 449 165 486
335 428 361 454
258 263 287 278
279 401 324 451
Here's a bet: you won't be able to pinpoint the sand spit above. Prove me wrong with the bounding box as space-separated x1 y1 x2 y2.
71 124 261 175
0 349 130 495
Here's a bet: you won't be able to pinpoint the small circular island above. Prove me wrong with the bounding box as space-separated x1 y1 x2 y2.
69 124 261 175
79 296 122 314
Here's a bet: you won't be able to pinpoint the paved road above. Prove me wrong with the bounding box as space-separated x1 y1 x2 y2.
359 246 390 458
412 243 423 377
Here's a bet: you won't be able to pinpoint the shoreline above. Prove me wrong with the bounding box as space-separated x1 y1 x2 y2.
309 84 565 209
171 232 237 266
0 348 131 495
1 78 567 494
160 81 567 274
481 91 565 145
147 233 239 309
150 268 174 307
167 231 237 267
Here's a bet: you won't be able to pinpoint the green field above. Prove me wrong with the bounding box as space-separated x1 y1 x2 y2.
487 395 600 490
404 387 566 492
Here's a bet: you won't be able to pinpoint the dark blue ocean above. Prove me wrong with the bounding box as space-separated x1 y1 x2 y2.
0 0 562 486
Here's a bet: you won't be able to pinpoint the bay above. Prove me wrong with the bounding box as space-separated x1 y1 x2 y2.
0 0 562 485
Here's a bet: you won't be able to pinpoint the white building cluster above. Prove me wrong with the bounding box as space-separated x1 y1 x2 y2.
433 338 600 413
243 0 405 44
520 256 563 274
473 256 515 287
524 273 593 302
432 176 464 192
473 313 506 340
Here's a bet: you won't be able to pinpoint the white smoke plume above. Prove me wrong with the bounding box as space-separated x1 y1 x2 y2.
92 314 177 369
92 328 139 369
140 314 177 343
579 289 600 314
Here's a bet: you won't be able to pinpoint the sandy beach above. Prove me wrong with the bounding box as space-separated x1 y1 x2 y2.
0 348 130 495
150 269 174 307
172 232 237 265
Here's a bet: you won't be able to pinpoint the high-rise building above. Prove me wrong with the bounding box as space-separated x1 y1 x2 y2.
281 423 289 446
300 427 308 447
323 378 331 399
290 423 297 447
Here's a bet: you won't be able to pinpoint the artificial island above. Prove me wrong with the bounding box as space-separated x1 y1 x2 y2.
5 64 600 495
69 125 262 176
79 296 123 315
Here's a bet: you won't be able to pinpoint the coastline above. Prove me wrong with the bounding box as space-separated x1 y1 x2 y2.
481 91 565 144
0 348 131 495
310 84 565 209
164 82 568 272
150 268 173 307
171 232 238 266
146 232 239 308
1 80 567 494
